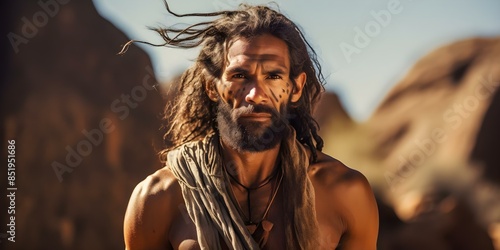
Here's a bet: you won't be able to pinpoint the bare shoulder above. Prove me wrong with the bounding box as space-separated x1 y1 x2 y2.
308 151 372 193
309 151 379 249
124 166 182 250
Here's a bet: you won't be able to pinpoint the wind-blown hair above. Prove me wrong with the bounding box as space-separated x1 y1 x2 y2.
120 2 325 249
119 2 325 161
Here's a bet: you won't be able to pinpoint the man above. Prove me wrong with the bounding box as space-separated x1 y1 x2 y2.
123 3 378 249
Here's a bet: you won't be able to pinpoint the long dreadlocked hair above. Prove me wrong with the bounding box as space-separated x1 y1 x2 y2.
120 1 326 162
120 2 325 248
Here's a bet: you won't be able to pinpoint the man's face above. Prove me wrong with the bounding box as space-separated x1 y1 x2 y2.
208 34 306 152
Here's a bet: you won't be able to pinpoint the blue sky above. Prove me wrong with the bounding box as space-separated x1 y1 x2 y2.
93 0 500 121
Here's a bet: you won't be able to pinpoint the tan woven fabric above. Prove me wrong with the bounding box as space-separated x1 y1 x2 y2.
167 129 319 249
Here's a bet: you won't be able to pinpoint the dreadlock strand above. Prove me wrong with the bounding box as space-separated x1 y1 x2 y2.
162 0 231 18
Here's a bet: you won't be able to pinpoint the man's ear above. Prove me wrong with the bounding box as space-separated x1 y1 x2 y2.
205 81 219 102
290 72 306 103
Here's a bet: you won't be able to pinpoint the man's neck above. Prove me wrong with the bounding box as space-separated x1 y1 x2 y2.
220 139 280 188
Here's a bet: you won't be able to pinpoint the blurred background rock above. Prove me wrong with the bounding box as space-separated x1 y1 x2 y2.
315 37 500 250
1 0 499 249
1 1 164 249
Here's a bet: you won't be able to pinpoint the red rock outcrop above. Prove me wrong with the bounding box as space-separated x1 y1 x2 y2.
316 37 500 249
368 37 500 224
1 1 164 249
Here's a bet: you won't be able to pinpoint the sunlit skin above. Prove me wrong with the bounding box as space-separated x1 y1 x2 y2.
124 34 379 250
209 34 305 155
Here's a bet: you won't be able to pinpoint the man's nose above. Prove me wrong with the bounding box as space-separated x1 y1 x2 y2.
244 79 268 105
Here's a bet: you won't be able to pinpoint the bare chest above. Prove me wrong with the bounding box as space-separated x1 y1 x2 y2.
169 196 287 250
168 200 343 249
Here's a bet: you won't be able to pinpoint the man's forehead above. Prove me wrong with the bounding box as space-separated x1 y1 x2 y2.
226 35 290 67
227 54 288 68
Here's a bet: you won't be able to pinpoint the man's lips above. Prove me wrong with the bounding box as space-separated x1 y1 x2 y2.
239 113 272 121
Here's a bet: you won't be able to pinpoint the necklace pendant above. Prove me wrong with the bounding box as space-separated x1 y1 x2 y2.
246 223 258 234
261 220 273 232
256 220 274 248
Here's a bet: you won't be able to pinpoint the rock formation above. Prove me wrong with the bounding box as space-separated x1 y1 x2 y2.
316 37 500 249
2 1 164 249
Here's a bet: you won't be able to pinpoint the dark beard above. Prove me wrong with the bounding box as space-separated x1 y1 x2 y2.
216 101 289 152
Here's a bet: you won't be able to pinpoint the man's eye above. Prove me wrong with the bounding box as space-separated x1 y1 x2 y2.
267 75 282 80
232 74 246 79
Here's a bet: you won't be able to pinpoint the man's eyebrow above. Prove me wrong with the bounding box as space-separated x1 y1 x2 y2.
225 66 288 76
263 68 287 75
226 61 288 71
224 66 249 74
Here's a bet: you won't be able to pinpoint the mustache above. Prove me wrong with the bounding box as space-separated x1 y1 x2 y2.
231 104 278 119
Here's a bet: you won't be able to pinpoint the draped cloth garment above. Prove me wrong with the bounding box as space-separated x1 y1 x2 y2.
167 130 316 249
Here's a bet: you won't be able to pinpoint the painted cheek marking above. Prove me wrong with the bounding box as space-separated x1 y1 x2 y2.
236 88 245 99
269 87 279 102
235 88 243 99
